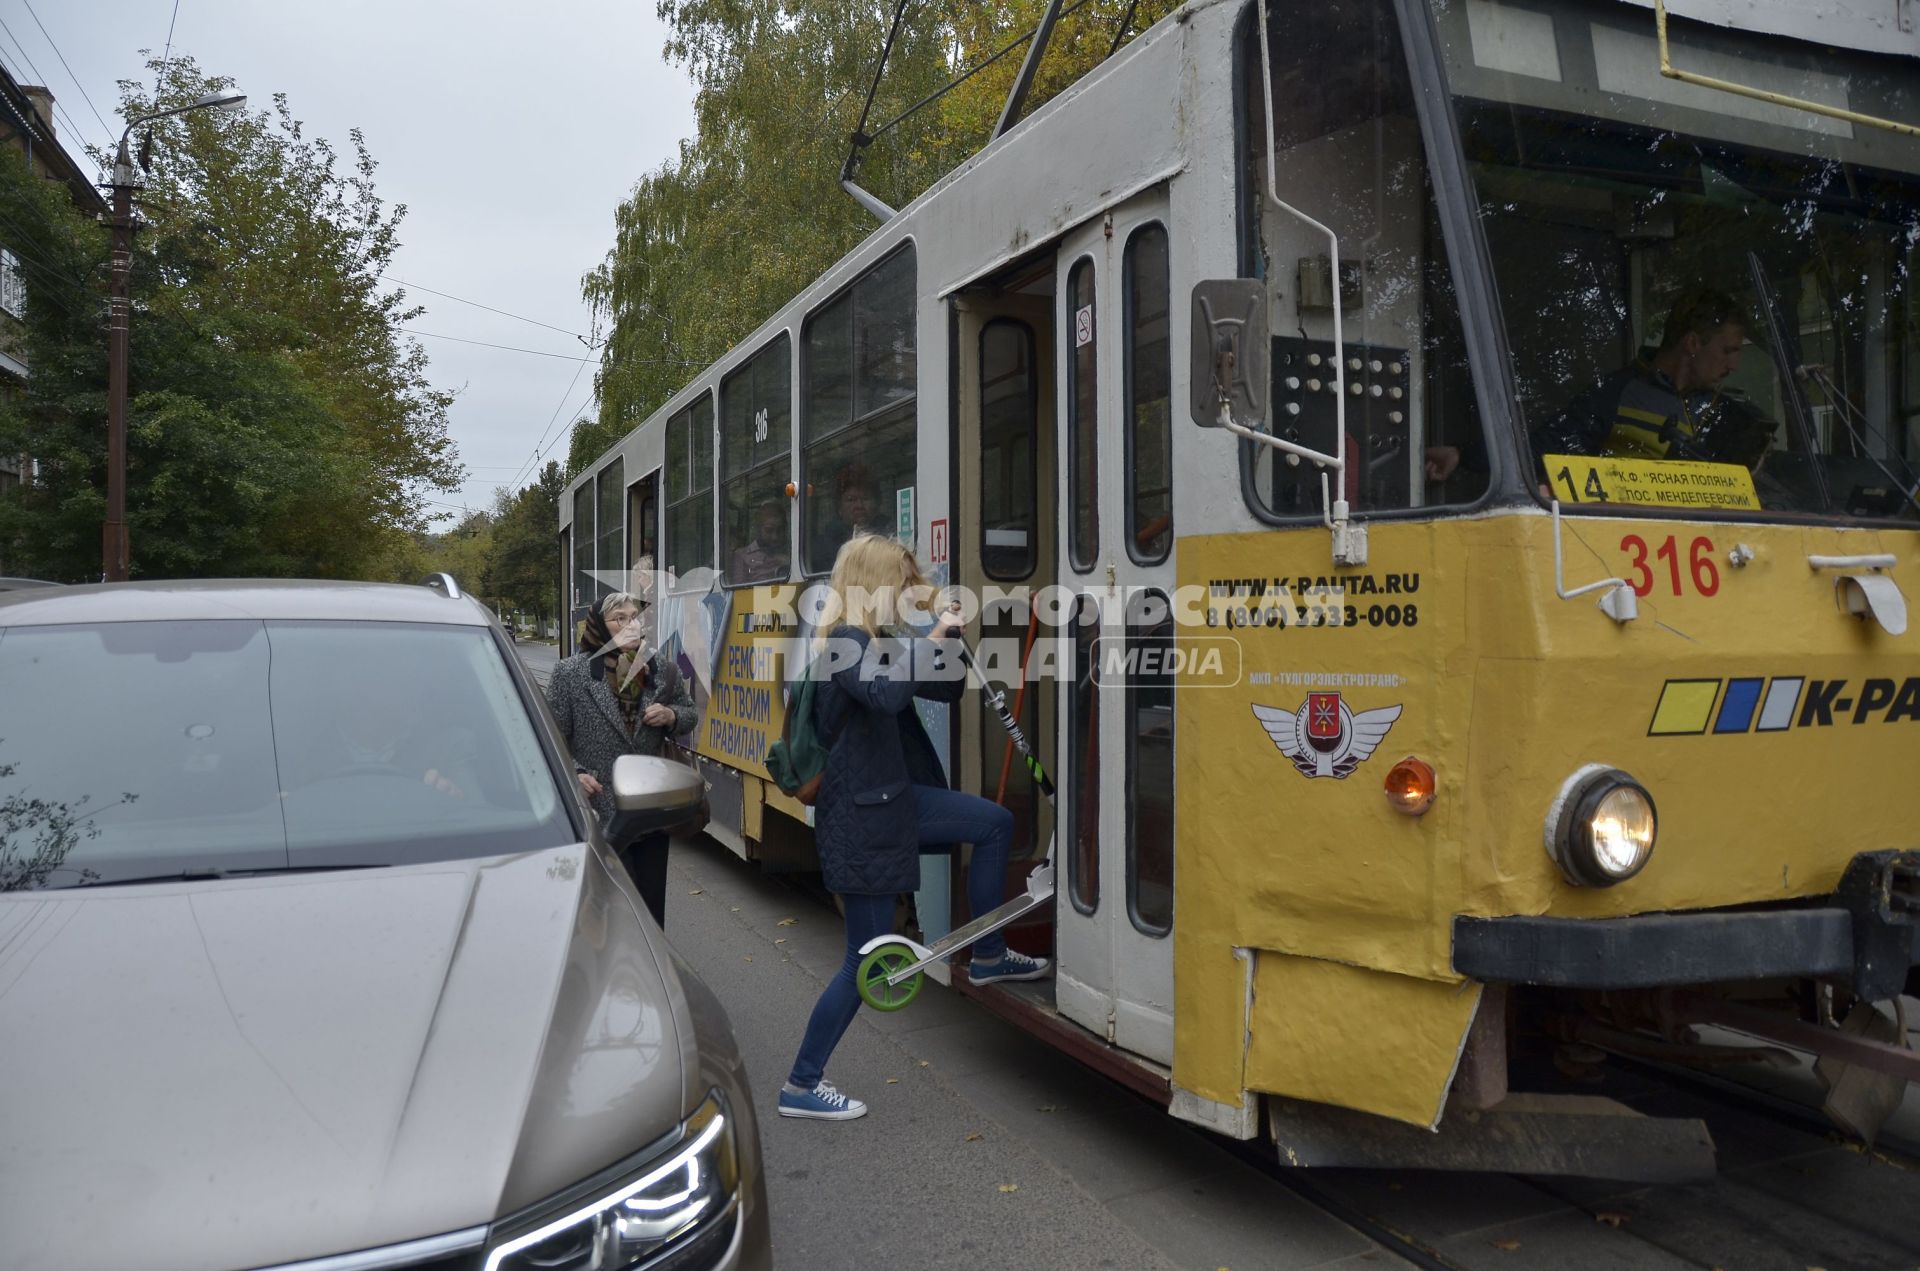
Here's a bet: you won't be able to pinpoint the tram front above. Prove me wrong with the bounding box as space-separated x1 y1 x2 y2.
1176 0 1919 1176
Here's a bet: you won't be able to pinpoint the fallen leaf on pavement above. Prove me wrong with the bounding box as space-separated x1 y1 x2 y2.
886 1078 900 1084
775 939 787 945
742 956 753 963
777 917 797 927
997 1183 1018 1194
919 1060 930 1067
1037 1104 1057 1112
1594 1212 1629 1228
1490 1239 1521 1252
730 907 740 912
964 1133 983 1142
688 889 703 895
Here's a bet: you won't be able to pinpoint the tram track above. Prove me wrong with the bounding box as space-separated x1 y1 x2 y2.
1217 1054 1920 1270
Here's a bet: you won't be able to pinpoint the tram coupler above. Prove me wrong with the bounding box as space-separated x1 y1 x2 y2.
1835 849 1920 1002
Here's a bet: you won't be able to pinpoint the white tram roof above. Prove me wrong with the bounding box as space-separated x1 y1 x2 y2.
559 0 1226 521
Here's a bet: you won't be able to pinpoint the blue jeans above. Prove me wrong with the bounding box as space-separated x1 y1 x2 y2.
787 785 1015 1089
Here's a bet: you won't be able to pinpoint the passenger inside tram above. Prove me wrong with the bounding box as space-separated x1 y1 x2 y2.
810 462 893 566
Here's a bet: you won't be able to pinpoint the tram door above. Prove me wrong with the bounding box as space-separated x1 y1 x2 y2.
1053 191 1176 1065
952 279 1057 962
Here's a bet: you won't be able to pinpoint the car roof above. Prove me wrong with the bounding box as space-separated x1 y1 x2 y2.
0 579 494 628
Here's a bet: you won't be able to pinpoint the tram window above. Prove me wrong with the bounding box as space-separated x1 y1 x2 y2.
1126 589 1173 937
628 478 657 570
980 319 1037 580
665 393 714 590
721 335 792 587
1067 258 1099 573
571 483 594 609
1067 593 1100 915
802 245 918 575
1125 224 1173 564
1430 0 1920 524
595 456 623 593
1244 0 1489 520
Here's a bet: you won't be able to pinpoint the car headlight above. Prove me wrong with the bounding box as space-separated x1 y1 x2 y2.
485 1090 739 1271
1547 765 1657 887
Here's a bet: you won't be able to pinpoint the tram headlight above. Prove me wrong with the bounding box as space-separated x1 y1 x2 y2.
1547 766 1657 887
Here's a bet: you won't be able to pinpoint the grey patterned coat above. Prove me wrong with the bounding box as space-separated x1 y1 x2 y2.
547 649 699 820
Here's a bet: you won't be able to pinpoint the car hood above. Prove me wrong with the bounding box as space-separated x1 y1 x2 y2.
0 844 692 1271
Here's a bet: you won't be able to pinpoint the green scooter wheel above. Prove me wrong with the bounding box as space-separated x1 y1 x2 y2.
856 942 924 1012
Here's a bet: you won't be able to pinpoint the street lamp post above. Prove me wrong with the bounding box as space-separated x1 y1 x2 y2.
102 91 245 582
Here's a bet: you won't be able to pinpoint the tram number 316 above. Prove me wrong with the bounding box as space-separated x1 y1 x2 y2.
1619 533 1719 598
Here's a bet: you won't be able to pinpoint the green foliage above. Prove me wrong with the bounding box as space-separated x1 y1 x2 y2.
0 56 462 581
581 0 1180 464
489 460 568 620
0 746 134 891
389 461 567 626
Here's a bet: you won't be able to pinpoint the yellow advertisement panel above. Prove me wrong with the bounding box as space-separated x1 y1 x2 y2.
692 586 795 780
1542 452 1760 510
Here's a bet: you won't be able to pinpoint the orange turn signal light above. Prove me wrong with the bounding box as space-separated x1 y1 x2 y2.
785 481 798 498
1383 757 1436 816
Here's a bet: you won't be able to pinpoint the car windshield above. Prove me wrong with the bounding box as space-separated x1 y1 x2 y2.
1432 0 1920 522
0 620 573 890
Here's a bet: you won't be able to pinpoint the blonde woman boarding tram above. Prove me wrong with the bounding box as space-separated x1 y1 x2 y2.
778 535 1049 1122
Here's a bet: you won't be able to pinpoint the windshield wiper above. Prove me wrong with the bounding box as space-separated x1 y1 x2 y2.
1799 364 1920 518
68 863 391 890
1747 251 1832 512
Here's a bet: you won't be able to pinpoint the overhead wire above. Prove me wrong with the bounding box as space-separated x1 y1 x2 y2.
402 328 600 361
20 1 114 145
506 357 595 491
0 15 107 158
865 0 1101 143
154 0 182 101
380 273 595 344
402 326 699 369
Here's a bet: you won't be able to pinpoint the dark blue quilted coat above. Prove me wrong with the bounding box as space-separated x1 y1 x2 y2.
811 625 966 895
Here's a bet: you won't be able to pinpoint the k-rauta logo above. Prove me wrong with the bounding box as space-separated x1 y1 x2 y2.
1251 692 1403 779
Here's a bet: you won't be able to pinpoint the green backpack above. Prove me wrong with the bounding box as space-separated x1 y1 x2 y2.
766 669 828 805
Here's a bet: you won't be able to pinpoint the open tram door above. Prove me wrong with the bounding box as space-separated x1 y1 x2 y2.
950 259 1059 976
1050 190 1178 1066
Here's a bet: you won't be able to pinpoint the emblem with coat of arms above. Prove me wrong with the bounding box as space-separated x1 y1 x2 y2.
1251 692 1403 779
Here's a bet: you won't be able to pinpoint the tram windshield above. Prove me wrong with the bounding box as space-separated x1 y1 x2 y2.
1432 0 1920 522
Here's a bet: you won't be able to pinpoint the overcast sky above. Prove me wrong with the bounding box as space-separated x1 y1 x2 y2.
1 0 698 523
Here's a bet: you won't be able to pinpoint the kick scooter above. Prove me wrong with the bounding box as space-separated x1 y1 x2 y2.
855 637 1057 1011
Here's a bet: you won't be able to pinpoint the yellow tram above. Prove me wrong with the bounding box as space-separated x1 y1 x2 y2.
563 0 1920 1175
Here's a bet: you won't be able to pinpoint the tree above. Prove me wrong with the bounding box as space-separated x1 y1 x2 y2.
582 1 1179 459
489 460 567 623
0 56 462 581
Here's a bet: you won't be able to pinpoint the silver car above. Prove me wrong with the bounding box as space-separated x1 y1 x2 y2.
0 579 770 1271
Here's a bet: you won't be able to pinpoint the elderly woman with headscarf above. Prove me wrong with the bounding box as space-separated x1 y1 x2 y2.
547 588 698 927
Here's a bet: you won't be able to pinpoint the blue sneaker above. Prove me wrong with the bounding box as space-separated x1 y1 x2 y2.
778 1080 867 1121
968 948 1051 986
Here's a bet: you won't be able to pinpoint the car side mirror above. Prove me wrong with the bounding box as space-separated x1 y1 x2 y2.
1189 280 1267 429
607 753 706 837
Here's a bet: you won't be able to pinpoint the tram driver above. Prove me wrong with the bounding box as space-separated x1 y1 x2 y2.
1530 287 1775 471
